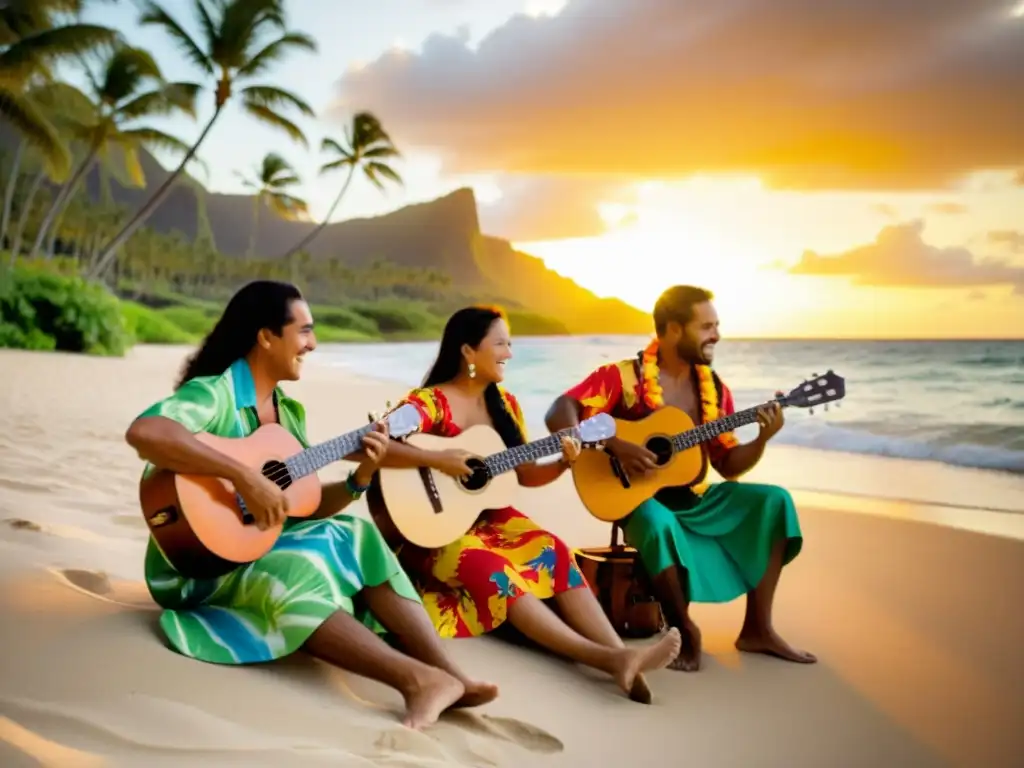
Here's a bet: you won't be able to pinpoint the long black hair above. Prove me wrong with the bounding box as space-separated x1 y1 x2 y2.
176 280 303 389
422 305 524 448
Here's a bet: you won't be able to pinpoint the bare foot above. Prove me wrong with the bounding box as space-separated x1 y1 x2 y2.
629 673 653 704
612 627 682 696
401 669 466 730
452 679 500 709
667 619 702 672
735 629 817 664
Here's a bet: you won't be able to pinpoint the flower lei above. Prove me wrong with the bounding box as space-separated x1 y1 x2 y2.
640 338 664 410
639 337 719 420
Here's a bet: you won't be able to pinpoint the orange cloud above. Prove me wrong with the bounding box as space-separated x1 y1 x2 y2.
789 221 1024 293
987 230 1024 252
478 175 633 240
334 0 1024 189
927 202 969 215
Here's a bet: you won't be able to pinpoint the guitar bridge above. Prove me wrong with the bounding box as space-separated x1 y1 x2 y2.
418 467 443 514
609 454 631 489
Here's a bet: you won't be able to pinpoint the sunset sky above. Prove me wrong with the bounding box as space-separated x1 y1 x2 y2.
87 0 1024 339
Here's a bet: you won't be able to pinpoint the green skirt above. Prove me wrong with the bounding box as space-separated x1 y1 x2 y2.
623 481 803 604
144 515 422 664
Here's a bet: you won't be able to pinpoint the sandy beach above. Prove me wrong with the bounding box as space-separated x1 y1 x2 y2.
1 344 1022 768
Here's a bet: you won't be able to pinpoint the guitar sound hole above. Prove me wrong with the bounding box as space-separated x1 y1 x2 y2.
645 436 673 467
457 458 490 492
262 459 293 490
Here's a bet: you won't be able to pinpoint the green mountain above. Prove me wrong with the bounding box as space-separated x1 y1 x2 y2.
11 132 652 334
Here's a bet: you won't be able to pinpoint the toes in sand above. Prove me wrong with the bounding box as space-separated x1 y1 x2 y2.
402 671 465 730
615 627 681 695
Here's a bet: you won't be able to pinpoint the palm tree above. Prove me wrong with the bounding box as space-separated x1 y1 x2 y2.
0 0 120 179
281 112 401 259
88 0 317 280
27 45 199 258
235 152 307 259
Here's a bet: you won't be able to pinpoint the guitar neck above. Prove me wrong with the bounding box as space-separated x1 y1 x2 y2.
484 428 577 476
671 400 786 452
284 424 376 480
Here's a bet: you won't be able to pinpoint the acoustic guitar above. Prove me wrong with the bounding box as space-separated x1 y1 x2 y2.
139 402 422 579
571 370 846 522
368 413 617 550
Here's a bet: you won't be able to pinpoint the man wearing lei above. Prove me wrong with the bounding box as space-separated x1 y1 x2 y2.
545 285 815 671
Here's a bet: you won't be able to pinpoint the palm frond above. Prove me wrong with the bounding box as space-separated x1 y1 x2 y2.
240 84 314 117
119 142 146 187
0 23 120 81
320 137 345 156
118 126 195 159
241 102 308 147
101 45 163 103
361 144 400 159
117 81 201 120
0 87 70 179
234 31 316 78
266 191 308 221
363 160 403 190
138 1 213 75
319 157 353 175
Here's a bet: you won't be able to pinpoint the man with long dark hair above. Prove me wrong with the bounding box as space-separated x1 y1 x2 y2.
125 280 496 729
546 285 814 672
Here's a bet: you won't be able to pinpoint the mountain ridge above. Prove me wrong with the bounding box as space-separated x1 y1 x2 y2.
4 131 652 334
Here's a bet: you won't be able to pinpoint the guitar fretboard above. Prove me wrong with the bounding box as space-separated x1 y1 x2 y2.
671 401 785 451
284 423 377 480
483 427 580 476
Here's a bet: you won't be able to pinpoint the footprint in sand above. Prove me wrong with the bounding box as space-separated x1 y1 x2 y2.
48 568 156 610
443 712 564 755
0 477 50 494
53 568 112 596
3 518 43 533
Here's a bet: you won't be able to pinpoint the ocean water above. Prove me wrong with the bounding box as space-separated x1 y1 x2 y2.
318 337 1024 476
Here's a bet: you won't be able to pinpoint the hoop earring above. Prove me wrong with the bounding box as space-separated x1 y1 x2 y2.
468 363 476 379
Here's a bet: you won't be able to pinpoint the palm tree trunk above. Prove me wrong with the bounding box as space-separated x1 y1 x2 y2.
28 148 99 259
9 170 46 264
280 164 355 259
1 141 25 246
89 107 224 281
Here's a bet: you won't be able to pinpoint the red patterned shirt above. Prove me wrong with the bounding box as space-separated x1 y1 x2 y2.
563 356 739 474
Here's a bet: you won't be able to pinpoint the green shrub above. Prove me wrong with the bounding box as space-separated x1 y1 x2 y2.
349 302 441 334
121 301 196 344
0 261 130 355
313 325 377 343
156 305 215 336
309 304 380 336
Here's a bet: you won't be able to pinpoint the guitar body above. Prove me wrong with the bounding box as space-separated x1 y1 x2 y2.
139 423 323 579
369 425 521 550
571 407 706 523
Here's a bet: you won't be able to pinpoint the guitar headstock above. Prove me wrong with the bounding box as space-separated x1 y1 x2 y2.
780 370 845 411
368 401 422 439
578 413 616 444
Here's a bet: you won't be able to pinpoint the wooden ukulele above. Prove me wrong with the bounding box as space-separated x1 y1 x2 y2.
368 413 617 550
139 402 422 579
571 370 846 522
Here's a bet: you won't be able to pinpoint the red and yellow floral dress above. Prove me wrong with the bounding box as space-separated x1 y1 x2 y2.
397 386 587 638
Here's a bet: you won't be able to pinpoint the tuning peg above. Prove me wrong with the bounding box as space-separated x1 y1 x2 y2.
808 407 814 415
824 403 829 412
811 372 818 378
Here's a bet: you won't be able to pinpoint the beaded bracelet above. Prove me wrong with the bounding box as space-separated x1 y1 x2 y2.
345 470 371 499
